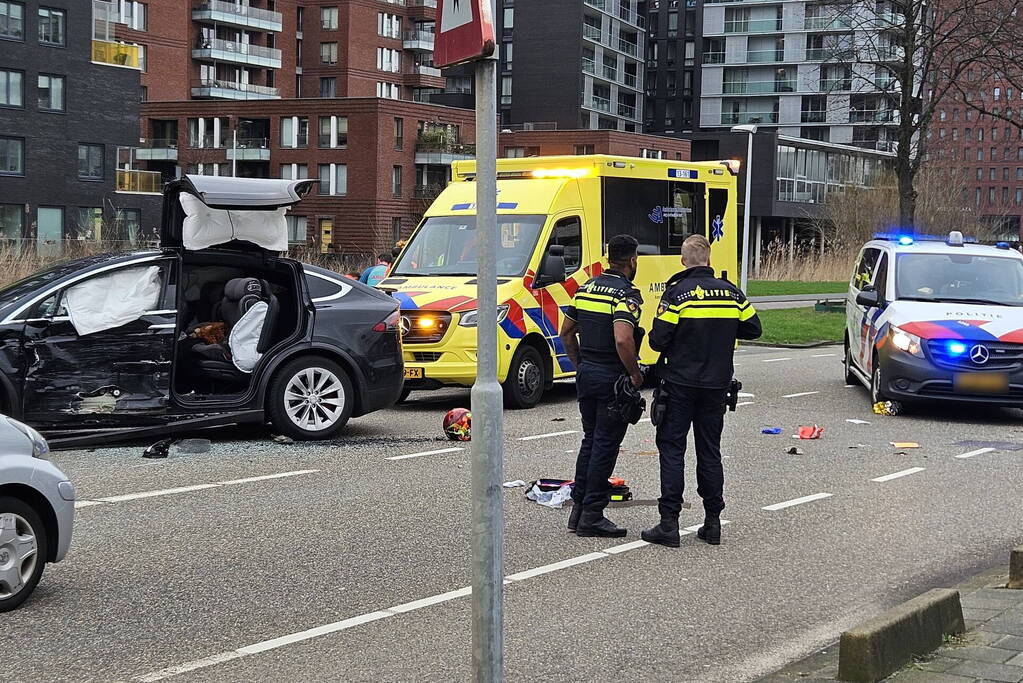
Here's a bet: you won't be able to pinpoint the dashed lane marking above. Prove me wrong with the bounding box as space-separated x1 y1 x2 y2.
738 392 755 398
954 447 996 459
518 430 579 441
135 538 652 682
762 493 833 511
638 417 652 423
811 353 837 358
762 357 793 363
846 419 871 425
75 470 322 508
387 447 464 461
872 467 925 482
736 401 754 407
782 391 820 399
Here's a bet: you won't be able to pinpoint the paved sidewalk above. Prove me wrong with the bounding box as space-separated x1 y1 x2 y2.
759 568 1023 682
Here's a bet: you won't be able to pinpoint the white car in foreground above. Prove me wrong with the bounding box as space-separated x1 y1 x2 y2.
0 415 74 611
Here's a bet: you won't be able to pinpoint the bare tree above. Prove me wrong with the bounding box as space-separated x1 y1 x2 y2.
816 0 1023 225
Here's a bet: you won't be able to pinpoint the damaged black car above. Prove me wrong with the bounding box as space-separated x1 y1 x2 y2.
0 176 403 445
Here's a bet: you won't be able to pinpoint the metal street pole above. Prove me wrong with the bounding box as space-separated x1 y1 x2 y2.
470 8 504 681
232 129 238 178
730 125 756 292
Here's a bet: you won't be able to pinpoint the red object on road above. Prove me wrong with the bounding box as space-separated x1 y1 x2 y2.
443 407 472 441
434 0 496 68
797 425 824 439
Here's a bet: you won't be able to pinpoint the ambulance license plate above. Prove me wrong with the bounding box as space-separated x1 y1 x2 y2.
404 367 424 380
954 372 1008 394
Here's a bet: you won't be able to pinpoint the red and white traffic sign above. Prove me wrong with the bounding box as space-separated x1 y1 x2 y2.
434 0 496 68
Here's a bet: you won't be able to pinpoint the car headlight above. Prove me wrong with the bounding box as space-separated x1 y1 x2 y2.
890 325 924 358
459 304 510 327
7 417 50 459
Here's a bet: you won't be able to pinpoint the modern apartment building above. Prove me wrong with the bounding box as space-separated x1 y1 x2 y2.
0 0 159 248
643 0 701 135
696 0 905 150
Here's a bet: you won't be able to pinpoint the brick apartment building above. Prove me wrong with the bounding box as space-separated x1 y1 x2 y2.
497 129 690 159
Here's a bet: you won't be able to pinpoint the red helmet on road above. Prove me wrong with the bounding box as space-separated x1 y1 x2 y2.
443 408 472 441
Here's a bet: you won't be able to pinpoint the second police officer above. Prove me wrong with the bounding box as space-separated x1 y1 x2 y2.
642 234 762 548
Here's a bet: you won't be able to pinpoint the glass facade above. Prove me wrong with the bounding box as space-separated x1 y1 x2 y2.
776 144 887 203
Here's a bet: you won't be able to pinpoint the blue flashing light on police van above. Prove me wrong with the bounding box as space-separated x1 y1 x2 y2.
897 235 914 246
947 341 968 356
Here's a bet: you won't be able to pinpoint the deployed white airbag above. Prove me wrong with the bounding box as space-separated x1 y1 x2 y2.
65 266 162 336
228 301 268 373
180 193 289 252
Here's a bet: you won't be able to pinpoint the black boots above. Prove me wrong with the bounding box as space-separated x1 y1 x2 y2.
575 509 627 538
568 503 583 533
641 517 680 548
697 516 722 545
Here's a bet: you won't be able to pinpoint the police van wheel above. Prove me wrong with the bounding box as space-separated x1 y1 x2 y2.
870 357 887 404
503 346 546 409
844 339 858 386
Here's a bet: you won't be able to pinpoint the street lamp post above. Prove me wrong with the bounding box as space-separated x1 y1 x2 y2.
730 123 757 292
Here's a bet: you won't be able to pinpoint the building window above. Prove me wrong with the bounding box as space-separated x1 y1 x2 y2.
37 6 64 46
0 136 23 175
376 47 400 73
392 217 402 242
118 1 146 30
114 208 140 242
38 74 64 111
505 146 525 158
977 167 984 180
989 187 996 204
280 163 308 180
0 68 21 106
72 207 102 239
280 116 309 148
317 116 347 148
0 1 24 40
318 163 347 195
321 6 338 29
503 6 513 29
394 117 403 150
392 165 402 197
320 77 336 98
286 215 308 243
376 81 399 99
378 12 400 38
77 144 103 180
320 42 338 65
575 144 595 155
0 204 23 238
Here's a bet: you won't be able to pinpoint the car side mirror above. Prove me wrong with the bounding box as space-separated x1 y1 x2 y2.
534 245 566 288
856 286 880 308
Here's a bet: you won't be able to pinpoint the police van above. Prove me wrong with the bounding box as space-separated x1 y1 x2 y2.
383 154 740 407
845 231 1023 406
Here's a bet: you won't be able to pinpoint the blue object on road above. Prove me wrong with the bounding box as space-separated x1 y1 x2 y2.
761 427 783 434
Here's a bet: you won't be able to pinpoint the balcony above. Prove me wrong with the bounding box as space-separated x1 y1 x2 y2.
116 169 162 194
617 102 638 119
192 0 283 32
91 40 141 68
871 12 903 28
618 39 639 56
704 51 725 64
135 139 178 161
192 38 282 68
584 94 612 112
851 139 896 152
720 111 779 125
582 57 595 74
414 140 476 165
805 47 855 61
724 19 783 33
623 72 638 88
819 78 853 91
414 64 442 77
800 110 826 123
849 109 895 123
191 79 280 100
403 30 435 52
226 138 271 161
583 0 645 28
746 49 784 62
583 24 603 41
408 0 437 18
803 16 853 30
722 79 796 94
189 134 228 149
876 47 904 61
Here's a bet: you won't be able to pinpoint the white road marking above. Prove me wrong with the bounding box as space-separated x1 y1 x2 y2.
135 539 652 682
387 447 464 461
682 520 732 533
762 493 833 511
637 417 651 423
738 392 755 398
518 430 578 441
736 401 754 407
782 391 820 399
955 447 996 459
218 470 321 486
812 353 837 357
762 357 792 363
844 384 857 388
74 500 105 509
846 419 871 425
872 467 925 483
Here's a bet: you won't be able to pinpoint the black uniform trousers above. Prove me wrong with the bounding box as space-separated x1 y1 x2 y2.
655 381 728 519
572 361 629 512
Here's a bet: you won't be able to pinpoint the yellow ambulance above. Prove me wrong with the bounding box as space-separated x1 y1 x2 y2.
383 154 739 408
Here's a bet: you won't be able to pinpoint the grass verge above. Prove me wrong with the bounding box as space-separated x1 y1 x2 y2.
748 280 847 297
754 308 845 346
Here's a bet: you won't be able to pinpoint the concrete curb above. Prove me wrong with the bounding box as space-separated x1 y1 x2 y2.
837 588 965 682
1010 546 1023 589
741 340 842 349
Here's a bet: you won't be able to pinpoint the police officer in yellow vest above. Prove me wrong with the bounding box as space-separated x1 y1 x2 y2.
641 234 762 548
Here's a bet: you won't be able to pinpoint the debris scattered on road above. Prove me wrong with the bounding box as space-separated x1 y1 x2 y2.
502 480 527 488
761 427 783 434
873 401 901 416
142 438 172 459
847 444 870 449
525 480 574 508
786 446 803 455
443 407 472 441
796 425 824 439
551 417 566 422
271 434 294 444
890 442 920 449
173 438 211 454
846 419 871 425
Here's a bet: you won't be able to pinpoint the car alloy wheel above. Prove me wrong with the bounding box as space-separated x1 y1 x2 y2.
0 512 38 601
284 367 347 432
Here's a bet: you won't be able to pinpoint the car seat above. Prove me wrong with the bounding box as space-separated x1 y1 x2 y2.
192 277 279 384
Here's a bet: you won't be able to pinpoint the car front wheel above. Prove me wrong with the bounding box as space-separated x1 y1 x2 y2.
0 496 46 613
844 340 859 386
267 356 354 440
870 357 887 404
